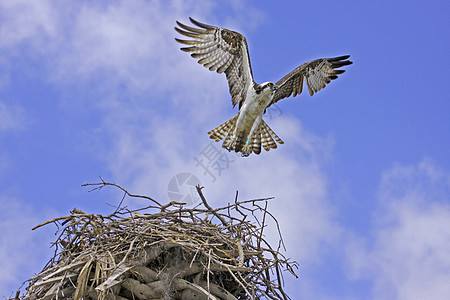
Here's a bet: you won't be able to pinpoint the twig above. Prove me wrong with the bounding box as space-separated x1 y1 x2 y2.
196 185 229 227
82 176 162 207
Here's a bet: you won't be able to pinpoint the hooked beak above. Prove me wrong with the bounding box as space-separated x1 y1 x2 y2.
271 85 278 92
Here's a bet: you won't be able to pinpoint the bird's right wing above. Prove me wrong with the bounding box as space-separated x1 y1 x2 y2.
175 18 255 108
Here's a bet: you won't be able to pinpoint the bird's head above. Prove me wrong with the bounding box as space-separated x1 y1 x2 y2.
261 82 278 94
255 82 278 96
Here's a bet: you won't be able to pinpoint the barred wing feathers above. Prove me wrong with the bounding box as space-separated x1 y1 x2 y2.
271 55 352 106
175 18 254 108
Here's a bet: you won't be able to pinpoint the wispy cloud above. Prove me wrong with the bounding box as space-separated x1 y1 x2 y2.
0 0 58 50
0 195 55 297
346 159 450 300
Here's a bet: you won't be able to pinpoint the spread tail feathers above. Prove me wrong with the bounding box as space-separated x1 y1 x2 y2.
208 115 238 142
208 116 284 156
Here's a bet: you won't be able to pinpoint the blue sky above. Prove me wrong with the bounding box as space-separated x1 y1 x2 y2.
1 0 449 299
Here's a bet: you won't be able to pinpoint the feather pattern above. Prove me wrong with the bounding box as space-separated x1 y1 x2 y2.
208 115 238 142
252 127 262 155
270 55 352 106
261 121 284 145
208 116 283 155
175 18 254 107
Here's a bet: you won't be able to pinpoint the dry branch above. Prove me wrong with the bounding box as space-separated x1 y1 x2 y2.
21 181 298 300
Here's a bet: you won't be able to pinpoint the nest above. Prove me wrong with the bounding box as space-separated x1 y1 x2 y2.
22 180 298 300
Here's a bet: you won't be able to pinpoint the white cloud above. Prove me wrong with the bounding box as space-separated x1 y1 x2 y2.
347 159 450 300
55 1 176 88
0 0 261 99
0 0 58 50
0 195 55 298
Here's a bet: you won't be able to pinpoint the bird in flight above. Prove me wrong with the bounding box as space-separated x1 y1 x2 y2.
175 18 352 157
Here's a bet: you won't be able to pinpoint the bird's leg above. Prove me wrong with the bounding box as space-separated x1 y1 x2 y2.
223 114 243 152
241 140 252 157
240 116 262 157
224 136 236 151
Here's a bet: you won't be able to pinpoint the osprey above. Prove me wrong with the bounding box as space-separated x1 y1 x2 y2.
175 18 352 157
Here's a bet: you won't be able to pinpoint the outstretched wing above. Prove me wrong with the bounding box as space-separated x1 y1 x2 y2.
175 18 254 108
270 55 352 106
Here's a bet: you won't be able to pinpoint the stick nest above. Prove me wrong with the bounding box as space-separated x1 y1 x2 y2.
22 180 298 300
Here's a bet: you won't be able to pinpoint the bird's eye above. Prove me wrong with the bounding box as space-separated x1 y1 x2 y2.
268 83 273 87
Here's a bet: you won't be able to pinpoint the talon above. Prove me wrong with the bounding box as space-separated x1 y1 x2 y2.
241 143 252 157
224 135 237 152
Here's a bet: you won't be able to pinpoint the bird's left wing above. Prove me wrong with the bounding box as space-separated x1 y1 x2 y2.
175 18 254 108
270 55 352 106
